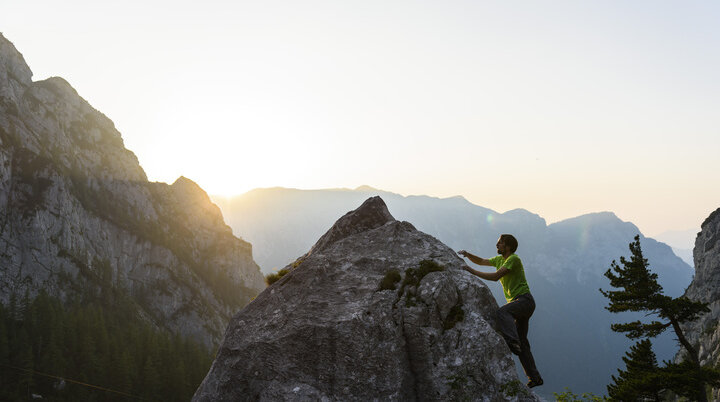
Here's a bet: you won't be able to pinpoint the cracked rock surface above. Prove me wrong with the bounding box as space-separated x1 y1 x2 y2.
677 207 720 400
194 197 539 401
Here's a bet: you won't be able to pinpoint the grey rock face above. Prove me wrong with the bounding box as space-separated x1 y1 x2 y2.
0 33 264 347
215 186 695 396
194 197 539 401
678 207 720 400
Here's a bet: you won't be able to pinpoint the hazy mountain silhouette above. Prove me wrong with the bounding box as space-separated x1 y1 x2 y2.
653 228 699 266
213 186 694 398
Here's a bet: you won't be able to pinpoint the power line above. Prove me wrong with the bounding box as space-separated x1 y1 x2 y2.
1 363 145 400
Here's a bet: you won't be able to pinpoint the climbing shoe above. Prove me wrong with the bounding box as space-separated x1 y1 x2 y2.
527 377 543 388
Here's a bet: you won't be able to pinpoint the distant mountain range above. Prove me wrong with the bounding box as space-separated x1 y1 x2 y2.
213 186 695 398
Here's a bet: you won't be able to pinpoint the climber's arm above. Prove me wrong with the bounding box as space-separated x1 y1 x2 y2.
458 250 493 266
462 266 509 282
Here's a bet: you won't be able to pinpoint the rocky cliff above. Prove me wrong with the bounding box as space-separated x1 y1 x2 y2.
194 197 539 401
0 33 264 347
678 207 720 399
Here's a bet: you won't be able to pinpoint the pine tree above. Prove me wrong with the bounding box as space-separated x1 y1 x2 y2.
607 339 662 401
0 303 12 401
600 235 720 401
141 351 161 400
0 291 213 400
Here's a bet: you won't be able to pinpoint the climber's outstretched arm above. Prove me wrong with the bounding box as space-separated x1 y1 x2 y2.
457 250 492 266
462 265 509 282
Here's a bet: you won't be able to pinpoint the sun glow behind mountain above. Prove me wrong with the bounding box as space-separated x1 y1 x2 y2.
3 0 719 234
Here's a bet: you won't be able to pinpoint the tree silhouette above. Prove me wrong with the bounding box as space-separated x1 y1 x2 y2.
607 339 662 401
600 235 720 401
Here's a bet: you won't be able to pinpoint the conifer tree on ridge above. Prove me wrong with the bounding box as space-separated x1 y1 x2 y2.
600 235 720 401
606 339 662 401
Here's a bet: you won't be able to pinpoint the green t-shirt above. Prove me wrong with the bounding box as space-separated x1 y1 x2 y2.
489 254 530 303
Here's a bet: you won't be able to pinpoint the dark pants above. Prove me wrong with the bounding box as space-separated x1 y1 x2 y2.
497 293 541 381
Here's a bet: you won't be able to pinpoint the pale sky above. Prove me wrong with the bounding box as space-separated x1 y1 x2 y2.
2 1 719 236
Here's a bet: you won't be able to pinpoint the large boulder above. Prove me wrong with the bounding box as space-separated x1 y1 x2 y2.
194 197 539 401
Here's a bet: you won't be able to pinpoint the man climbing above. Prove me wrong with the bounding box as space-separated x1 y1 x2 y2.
458 234 543 388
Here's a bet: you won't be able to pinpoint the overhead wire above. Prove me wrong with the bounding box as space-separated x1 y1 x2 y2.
1 363 145 400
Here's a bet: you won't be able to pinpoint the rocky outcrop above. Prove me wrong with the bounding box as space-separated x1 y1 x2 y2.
215 186 695 396
194 197 539 401
678 207 720 400
0 33 264 347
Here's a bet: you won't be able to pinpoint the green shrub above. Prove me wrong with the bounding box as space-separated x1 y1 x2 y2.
399 260 444 294
500 380 528 397
553 387 607 401
378 270 402 291
417 259 445 276
265 267 290 286
396 260 445 307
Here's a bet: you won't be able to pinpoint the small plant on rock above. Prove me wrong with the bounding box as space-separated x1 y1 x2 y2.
378 269 402 291
265 267 290 286
500 380 529 397
395 260 445 307
398 260 444 294
553 387 607 401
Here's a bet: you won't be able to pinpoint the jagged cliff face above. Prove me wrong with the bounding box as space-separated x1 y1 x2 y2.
0 34 264 347
679 207 720 399
194 197 539 401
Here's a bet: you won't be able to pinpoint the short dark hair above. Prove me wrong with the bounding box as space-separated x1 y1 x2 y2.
500 234 518 253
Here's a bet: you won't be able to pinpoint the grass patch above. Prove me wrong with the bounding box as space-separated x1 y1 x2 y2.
265 267 291 286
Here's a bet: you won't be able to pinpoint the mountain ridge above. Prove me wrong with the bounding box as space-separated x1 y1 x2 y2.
0 33 264 347
212 186 684 274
